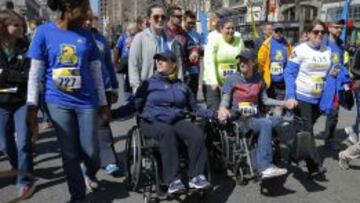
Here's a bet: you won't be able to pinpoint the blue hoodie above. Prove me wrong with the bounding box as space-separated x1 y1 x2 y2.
135 73 215 124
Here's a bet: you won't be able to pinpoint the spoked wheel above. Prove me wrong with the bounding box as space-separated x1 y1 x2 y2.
236 166 248 185
126 127 142 191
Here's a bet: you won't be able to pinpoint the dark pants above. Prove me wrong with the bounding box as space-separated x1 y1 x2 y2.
97 92 118 167
324 108 339 141
47 104 99 201
139 119 207 185
185 74 199 100
202 85 221 111
0 103 33 186
294 101 322 172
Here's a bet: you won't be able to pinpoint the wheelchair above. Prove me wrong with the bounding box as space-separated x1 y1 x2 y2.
206 117 256 185
125 118 212 203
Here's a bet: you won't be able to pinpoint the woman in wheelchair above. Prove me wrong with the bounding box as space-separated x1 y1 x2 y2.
134 50 215 195
217 49 288 179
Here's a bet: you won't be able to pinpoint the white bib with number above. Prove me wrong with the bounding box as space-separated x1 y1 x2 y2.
310 76 324 95
218 63 236 79
270 62 283 75
238 102 258 117
52 67 81 92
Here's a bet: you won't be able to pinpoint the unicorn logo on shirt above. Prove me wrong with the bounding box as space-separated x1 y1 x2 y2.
275 51 283 61
59 44 78 66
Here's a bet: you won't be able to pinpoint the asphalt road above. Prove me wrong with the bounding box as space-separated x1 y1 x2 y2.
1 80 360 203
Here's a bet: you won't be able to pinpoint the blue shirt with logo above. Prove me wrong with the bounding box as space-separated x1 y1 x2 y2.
116 33 133 58
270 38 288 82
27 23 100 109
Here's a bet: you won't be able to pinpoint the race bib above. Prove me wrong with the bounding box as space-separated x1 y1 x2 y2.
218 63 236 78
270 62 283 75
52 67 81 92
238 102 258 117
311 76 324 95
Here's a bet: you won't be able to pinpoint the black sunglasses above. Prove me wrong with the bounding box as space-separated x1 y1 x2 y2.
312 30 327 35
172 14 183 19
152 14 166 21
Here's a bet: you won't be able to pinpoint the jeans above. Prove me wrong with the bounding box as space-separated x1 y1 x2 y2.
202 85 221 111
47 104 99 201
0 103 33 186
247 117 276 171
140 119 207 185
352 89 360 134
185 74 199 100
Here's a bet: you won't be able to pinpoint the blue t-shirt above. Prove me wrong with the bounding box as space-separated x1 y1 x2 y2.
270 38 288 82
116 34 133 58
27 23 100 109
92 29 118 90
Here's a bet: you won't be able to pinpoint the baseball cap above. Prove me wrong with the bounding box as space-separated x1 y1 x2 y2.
153 50 177 62
236 49 256 60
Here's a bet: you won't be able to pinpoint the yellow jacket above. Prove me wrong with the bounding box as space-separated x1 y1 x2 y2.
257 37 292 88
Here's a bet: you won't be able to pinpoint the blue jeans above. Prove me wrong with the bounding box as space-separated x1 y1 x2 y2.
47 104 99 201
248 117 278 171
353 90 360 134
0 103 33 186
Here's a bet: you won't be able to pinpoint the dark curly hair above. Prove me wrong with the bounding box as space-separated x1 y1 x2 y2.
47 0 89 19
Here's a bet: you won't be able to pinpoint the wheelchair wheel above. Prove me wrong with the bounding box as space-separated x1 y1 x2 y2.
126 126 142 191
236 166 248 185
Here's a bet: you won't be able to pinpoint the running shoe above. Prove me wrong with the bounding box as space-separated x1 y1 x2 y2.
260 165 287 179
188 174 211 190
167 179 186 195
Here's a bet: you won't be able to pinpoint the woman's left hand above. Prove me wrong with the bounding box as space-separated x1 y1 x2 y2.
100 105 112 123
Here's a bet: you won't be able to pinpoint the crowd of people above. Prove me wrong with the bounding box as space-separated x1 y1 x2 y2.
1 0 360 202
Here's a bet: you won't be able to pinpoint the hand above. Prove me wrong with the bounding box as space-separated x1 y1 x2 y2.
211 85 218 91
125 38 132 48
27 106 39 137
353 80 360 90
99 106 111 123
218 107 231 122
189 52 199 63
111 91 119 104
285 99 298 110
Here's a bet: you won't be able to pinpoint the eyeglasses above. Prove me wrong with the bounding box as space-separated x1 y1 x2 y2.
312 30 327 35
186 21 196 26
152 14 166 21
172 14 183 19
333 26 343 30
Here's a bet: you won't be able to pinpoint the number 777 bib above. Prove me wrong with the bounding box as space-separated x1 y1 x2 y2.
52 67 81 92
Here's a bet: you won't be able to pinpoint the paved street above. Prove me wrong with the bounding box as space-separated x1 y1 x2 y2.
1 101 360 203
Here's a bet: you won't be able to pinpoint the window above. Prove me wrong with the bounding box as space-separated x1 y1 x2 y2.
327 5 360 22
283 5 317 22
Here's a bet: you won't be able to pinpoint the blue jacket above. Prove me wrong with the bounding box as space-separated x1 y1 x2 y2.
135 73 214 124
320 65 352 114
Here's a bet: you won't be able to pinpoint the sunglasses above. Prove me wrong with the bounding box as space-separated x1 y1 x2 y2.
172 14 183 19
312 30 327 35
152 14 166 21
275 28 284 33
333 26 343 30
186 21 196 25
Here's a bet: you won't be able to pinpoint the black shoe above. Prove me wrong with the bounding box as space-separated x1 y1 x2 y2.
309 166 327 180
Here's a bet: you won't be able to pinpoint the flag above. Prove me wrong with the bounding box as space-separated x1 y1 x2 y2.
250 5 259 38
199 10 209 43
340 0 352 43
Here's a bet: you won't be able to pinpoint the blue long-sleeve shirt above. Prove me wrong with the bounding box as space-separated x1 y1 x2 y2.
135 73 215 124
92 29 119 90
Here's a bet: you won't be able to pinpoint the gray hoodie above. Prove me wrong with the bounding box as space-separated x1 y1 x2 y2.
128 27 184 92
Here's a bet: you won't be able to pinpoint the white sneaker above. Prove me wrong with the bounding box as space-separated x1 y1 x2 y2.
344 127 358 145
261 165 287 179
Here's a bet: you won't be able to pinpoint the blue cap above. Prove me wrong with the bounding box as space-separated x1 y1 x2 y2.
153 50 177 62
236 49 256 60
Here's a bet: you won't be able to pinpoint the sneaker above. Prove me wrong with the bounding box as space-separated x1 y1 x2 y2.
104 164 123 177
339 151 350 170
309 166 327 178
85 176 99 192
167 179 186 195
188 174 211 190
18 183 36 199
344 127 358 145
260 165 287 179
